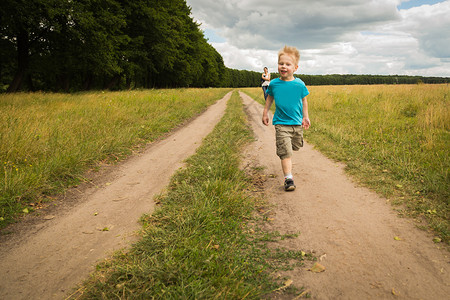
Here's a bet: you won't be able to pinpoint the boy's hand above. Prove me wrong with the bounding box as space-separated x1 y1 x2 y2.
302 118 311 129
262 114 269 126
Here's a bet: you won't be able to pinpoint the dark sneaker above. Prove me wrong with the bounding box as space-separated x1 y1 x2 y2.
284 178 296 191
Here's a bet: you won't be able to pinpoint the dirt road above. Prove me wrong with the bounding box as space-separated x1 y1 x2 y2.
0 91 448 299
240 91 449 299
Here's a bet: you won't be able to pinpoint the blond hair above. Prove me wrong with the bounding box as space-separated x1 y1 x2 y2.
278 46 300 65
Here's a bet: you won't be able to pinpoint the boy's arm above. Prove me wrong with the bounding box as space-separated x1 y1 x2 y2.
302 96 310 129
262 95 274 126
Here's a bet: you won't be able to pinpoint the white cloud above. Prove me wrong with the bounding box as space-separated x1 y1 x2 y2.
210 42 278 72
187 0 450 77
397 1 450 58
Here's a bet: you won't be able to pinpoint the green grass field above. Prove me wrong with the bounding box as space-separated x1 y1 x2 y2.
2 85 448 297
242 84 449 242
0 88 230 227
2 85 447 238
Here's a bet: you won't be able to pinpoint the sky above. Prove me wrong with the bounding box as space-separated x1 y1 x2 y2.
185 0 450 77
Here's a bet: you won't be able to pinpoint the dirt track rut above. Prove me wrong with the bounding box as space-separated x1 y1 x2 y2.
0 92 230 300
240 91 449 299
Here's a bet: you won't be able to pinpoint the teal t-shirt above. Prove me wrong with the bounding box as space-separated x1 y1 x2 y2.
267 77 309 125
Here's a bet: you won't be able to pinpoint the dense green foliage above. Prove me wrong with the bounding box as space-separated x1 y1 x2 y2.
0 0 239 91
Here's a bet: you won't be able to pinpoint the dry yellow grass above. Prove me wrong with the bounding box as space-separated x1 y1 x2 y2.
0 88 231 227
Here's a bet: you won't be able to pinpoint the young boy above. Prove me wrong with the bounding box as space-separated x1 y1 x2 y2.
262 45 310 191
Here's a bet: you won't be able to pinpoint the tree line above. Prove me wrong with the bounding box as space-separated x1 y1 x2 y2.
0 0 241 92
1 0 447 93
298 74 449 85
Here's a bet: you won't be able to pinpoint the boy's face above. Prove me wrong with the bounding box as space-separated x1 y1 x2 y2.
278 54 298 81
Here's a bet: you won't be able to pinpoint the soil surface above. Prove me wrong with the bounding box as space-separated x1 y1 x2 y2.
240 91 449 299
0 91 448 300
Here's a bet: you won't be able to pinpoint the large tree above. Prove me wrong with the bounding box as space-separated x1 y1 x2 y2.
0 0 243 91
0 0 129 92
0 0 55 92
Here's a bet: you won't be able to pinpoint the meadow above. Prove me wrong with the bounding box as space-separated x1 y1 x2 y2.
242 84 449 242
0 88 230 227
1 85 448 297
2 85 448 239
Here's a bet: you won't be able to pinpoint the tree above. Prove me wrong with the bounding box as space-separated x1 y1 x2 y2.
0 0 54 92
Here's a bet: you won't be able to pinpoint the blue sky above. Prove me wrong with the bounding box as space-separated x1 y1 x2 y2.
203 29 226 43
397 0 445 9
186 0 450 77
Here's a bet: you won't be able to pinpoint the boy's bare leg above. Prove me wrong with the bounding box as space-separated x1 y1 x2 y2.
281 157 295 190
281 157 292 177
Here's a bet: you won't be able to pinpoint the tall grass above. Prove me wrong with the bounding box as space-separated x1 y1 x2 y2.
242 84 449 242
73 91 307 299
0 88 230 227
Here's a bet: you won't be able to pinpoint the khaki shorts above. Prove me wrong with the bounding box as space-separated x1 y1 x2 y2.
275 125 304 160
